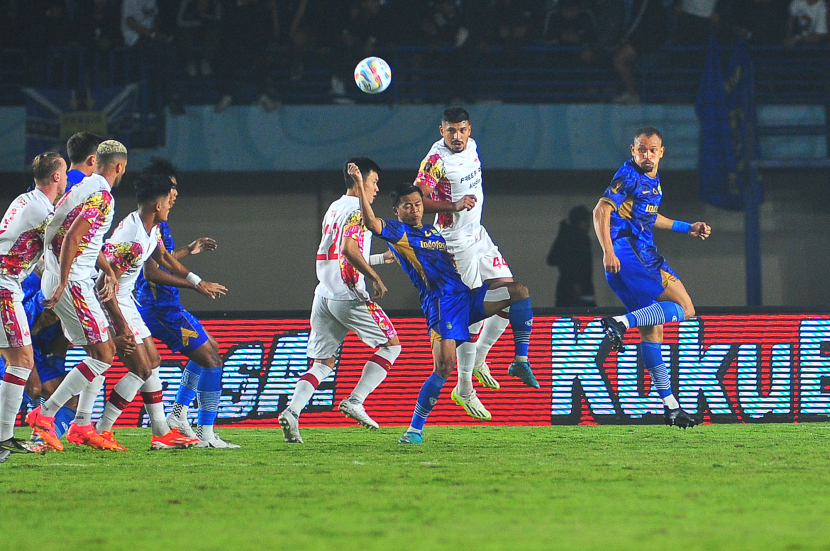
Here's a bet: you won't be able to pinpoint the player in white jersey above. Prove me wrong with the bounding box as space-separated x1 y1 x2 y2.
0 152 66 463
27 140 127 452
414 107 539 409
279 157 401 444
93 170 224 450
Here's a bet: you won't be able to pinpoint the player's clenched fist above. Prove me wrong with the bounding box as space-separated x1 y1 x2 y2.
690 222 711 240
454 194 476 212
603 251 621 274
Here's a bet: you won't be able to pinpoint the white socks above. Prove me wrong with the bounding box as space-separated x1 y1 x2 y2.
288 362 333 416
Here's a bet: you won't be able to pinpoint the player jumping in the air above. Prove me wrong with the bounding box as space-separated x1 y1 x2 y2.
95 170 224 450
414 107 539 413
279 158 401 444
593 126 710 429
27 140 126 451
352 165 534 443
0 152 67 463
134 159 237 448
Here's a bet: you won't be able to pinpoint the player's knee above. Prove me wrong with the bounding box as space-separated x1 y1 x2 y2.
683 304 695 319
434 361 453 379
509 282 529 301
25 379 42 399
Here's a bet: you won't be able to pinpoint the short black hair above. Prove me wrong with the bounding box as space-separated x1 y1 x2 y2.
390 183 423 207
634 126 663 143
343 157 381 190
442 106 470 124
135 170 175 205
144 157 178 181
66 132 103 165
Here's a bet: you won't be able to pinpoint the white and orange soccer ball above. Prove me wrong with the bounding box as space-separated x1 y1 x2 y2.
354 57 392 94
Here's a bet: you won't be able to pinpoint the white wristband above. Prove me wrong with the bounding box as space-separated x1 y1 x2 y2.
370 254 385 266
186 272 202 286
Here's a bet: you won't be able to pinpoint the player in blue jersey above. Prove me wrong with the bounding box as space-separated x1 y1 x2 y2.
350 163 535 444
593 127 711 429
133 159 237 448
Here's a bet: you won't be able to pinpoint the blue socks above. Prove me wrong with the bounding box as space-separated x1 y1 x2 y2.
625 301 685 329
197 366 223 427
175 361 201 408
641 341 672 399
54 406 76 438
409 372 447 432
508 297 533 358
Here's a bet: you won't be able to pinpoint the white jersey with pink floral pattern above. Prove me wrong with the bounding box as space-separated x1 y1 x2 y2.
414 137 484 251
315 195 372 301
0 188 54 297
103 211 162 302
44 173 115 281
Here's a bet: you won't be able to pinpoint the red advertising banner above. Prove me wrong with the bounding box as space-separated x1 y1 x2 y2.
54 314 830 427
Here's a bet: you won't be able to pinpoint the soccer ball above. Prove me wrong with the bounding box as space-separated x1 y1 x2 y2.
354 57 392 94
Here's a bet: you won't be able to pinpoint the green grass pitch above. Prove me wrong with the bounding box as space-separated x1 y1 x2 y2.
2 423 830 551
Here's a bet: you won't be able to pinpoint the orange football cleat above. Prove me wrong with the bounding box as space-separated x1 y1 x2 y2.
151 429 196 450
167 428 199 447
26 406 64 451
66 423 117 450
100 431 128 451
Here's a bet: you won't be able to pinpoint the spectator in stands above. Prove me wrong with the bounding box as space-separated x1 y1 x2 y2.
214 0 280 112
611 0 666 103
586 0 625 49
76 0 124 86
674 0 724 44
547 205 596 308
727 0 789 44
482 0 540 56
122 0 185 114
542 0 598 69
274 0 311 82
784 0 829 47
415 0 473 102
177 0 222 77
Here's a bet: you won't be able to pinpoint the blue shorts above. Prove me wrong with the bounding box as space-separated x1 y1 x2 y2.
35 355 67 384
606 236 680 312
138 304 209 355
429 284 490 342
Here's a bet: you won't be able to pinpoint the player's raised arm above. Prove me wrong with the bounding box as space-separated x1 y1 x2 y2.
350 162 383 235
592 199 620 274
150 246 227 300
655 214 712 240
170 237 218 260
414 182 476 214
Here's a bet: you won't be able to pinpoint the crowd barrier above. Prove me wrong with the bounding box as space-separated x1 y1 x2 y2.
20 313 825 429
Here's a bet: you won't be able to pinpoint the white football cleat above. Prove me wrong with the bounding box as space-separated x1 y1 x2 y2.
473 362 501 390
166 412 197 439
278 409 303 443
338 397 380 429
451 386 492 420
194 433 240 449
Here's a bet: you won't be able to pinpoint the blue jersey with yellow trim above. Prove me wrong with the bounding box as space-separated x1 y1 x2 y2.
600 159 662 245
135 221 180 308
375 219 469 319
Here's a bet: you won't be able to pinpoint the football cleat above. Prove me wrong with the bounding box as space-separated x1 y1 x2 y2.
398 431 423 444
0 450 9 464
508 360 540 388
66 423 117 450
26 406 64 451
338 398 380 429
99 431 128 451
27 434 48 454
601 317 627 352
194 434 240 449
166 428 199 447
450 386 492 420
165 412 197 439
664 407 699 429
0 437 36 457
150 430 194 450
472 362 500 390
278 409 303 444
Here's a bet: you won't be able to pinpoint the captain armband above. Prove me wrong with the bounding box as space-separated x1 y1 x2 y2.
671 220 692 234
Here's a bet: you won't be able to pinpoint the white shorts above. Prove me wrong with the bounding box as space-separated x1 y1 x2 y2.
306 294 397 359
42 271 110 347
118 296 152 341
450 227 513 289
0 288 31 348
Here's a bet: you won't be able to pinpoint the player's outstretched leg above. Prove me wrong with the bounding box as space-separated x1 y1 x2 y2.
280 361 334 443
602 301 686 352
339 345 401 430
